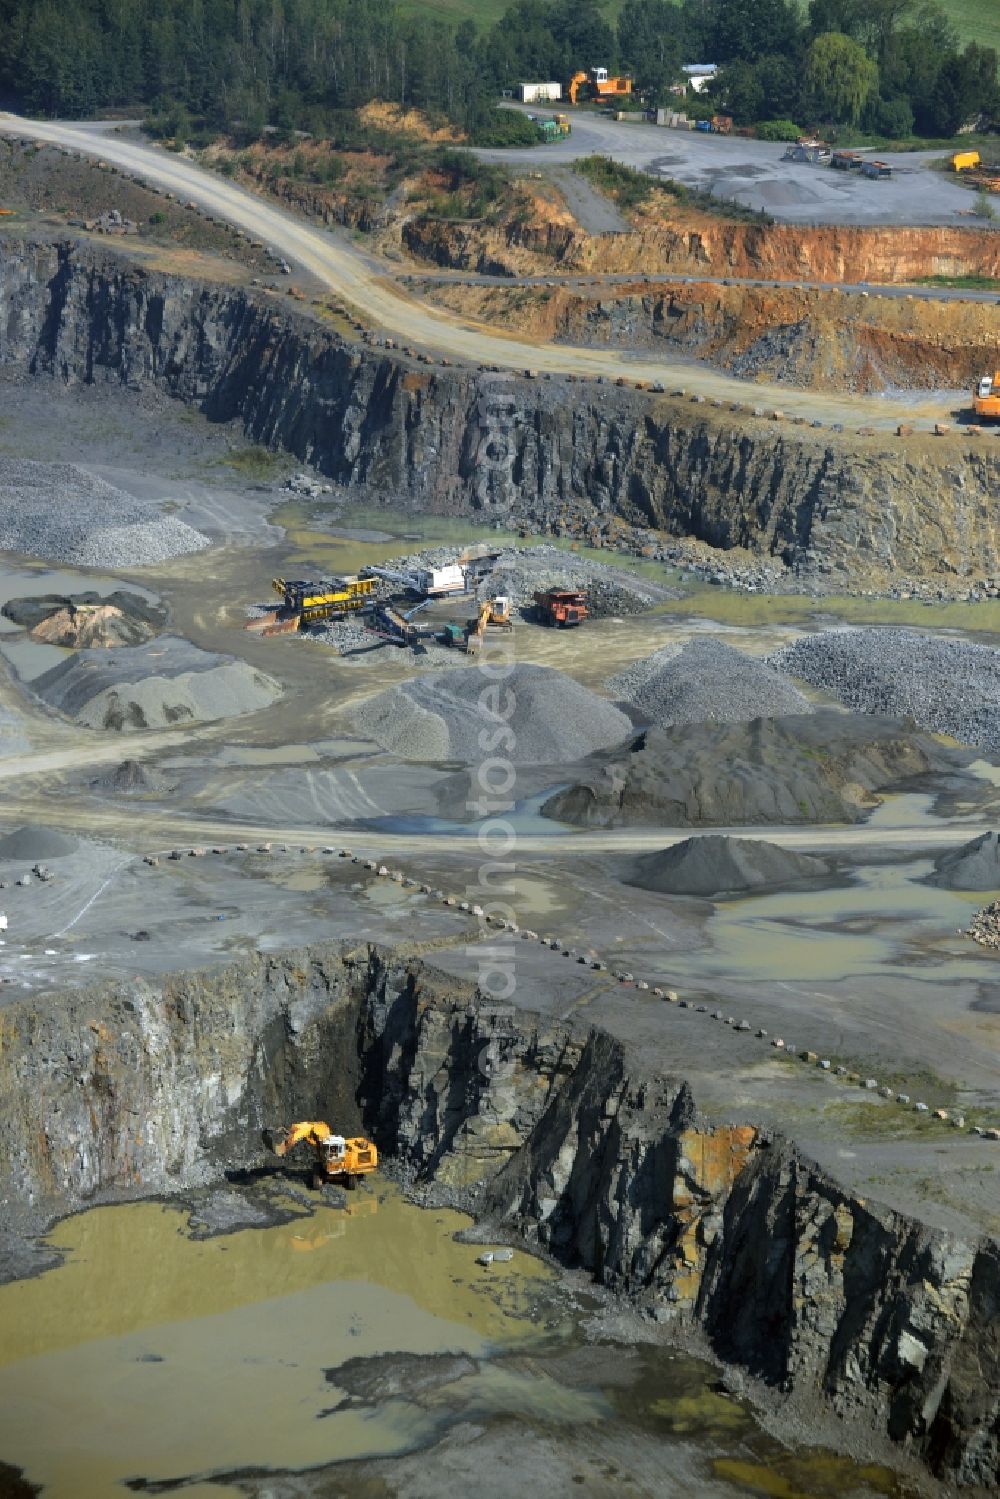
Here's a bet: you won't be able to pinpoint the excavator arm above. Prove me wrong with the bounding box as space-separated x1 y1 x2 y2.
263 1121 331 1157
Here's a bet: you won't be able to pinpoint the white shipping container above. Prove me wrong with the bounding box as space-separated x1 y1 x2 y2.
518 82 562 103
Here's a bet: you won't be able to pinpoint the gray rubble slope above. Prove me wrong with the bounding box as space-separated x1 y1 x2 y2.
629 835 831 898
0 458 209 567
608 637 811 726
543 708 964 828
355 663 632 765
32 637 281 733
771 628 1000 754
928 831 1000 891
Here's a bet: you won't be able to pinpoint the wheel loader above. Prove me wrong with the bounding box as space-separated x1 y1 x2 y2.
263 1121 378 1189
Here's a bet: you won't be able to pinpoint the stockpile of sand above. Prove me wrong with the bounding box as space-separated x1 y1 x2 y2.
32 638 281 733
355 663 632 764
628 835 830 898
608 638 811 727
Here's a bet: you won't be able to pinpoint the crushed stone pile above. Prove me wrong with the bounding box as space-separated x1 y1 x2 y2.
0 825 77 860
32 637 281 733
770 629 1000 754
608 638 811 726
628 834 831 898
928 832 1000 891
964 900 1000 950
355 663 632 764
375 543 675 617
0 459 209 567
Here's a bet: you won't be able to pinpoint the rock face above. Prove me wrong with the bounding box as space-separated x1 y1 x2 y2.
542 709 962 828
1 240 999 583
628 835 831 898
404 214 1000 286
929 831 1000 891
0 942 995 1488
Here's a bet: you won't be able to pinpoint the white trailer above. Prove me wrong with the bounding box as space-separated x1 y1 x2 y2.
518 82 562 104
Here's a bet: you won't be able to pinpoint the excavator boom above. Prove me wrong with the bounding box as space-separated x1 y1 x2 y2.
264 1120 379 1187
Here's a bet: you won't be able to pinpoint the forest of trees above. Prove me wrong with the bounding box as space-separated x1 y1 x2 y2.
0 0 996 142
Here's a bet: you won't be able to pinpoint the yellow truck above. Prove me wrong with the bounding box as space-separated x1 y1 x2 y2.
952 150 981 172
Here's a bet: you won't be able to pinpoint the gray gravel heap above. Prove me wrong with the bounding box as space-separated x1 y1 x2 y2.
355 663 632 764
0 458 209 567
0 825 78 860
770 628 1000 753
608 638 811 726
32 637 281 732
629 835 831 898
927 831 1000 891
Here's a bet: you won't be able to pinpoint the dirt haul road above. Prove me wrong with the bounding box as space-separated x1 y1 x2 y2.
0 114 960 431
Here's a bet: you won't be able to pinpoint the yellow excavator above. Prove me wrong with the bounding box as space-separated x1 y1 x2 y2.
263 1121 378 1190
973 370 1000 420
465 596 513 656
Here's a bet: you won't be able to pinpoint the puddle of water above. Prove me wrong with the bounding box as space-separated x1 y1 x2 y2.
215 744 322 767
0 633 70 681
662 588 1000 635
0 1186 560 1498
365 787 566 838
864 791 943 830
0 563 159 626
672 862 985 985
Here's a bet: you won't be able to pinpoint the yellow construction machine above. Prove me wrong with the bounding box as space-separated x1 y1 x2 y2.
245 574 375 636
264 1121 378 1189
568 68 632 105
465 596 513 656
973 371 1000 420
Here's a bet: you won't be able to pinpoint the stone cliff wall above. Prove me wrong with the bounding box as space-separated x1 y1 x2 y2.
0 943 995 1488
2 237 1000 581
405 214 1000 284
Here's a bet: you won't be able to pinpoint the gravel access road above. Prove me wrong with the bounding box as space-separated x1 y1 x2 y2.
0 114 967 431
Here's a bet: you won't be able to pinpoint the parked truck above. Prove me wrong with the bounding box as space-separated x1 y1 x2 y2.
533 589 588 627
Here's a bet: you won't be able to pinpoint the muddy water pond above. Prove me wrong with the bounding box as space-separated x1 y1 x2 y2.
0 1184 918 1498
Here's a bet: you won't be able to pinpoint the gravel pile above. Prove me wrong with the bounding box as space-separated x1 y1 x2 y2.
355 663 632 764
770 629 1000 753
629 835 830 898
927 832 1000 891
965 900 1000 950
0 459 210 567
607 638 811 727
377 543 674 617
0 825 78 860
33 637 281 733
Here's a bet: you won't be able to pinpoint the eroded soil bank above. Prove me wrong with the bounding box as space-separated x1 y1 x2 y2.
0 944 995 1491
